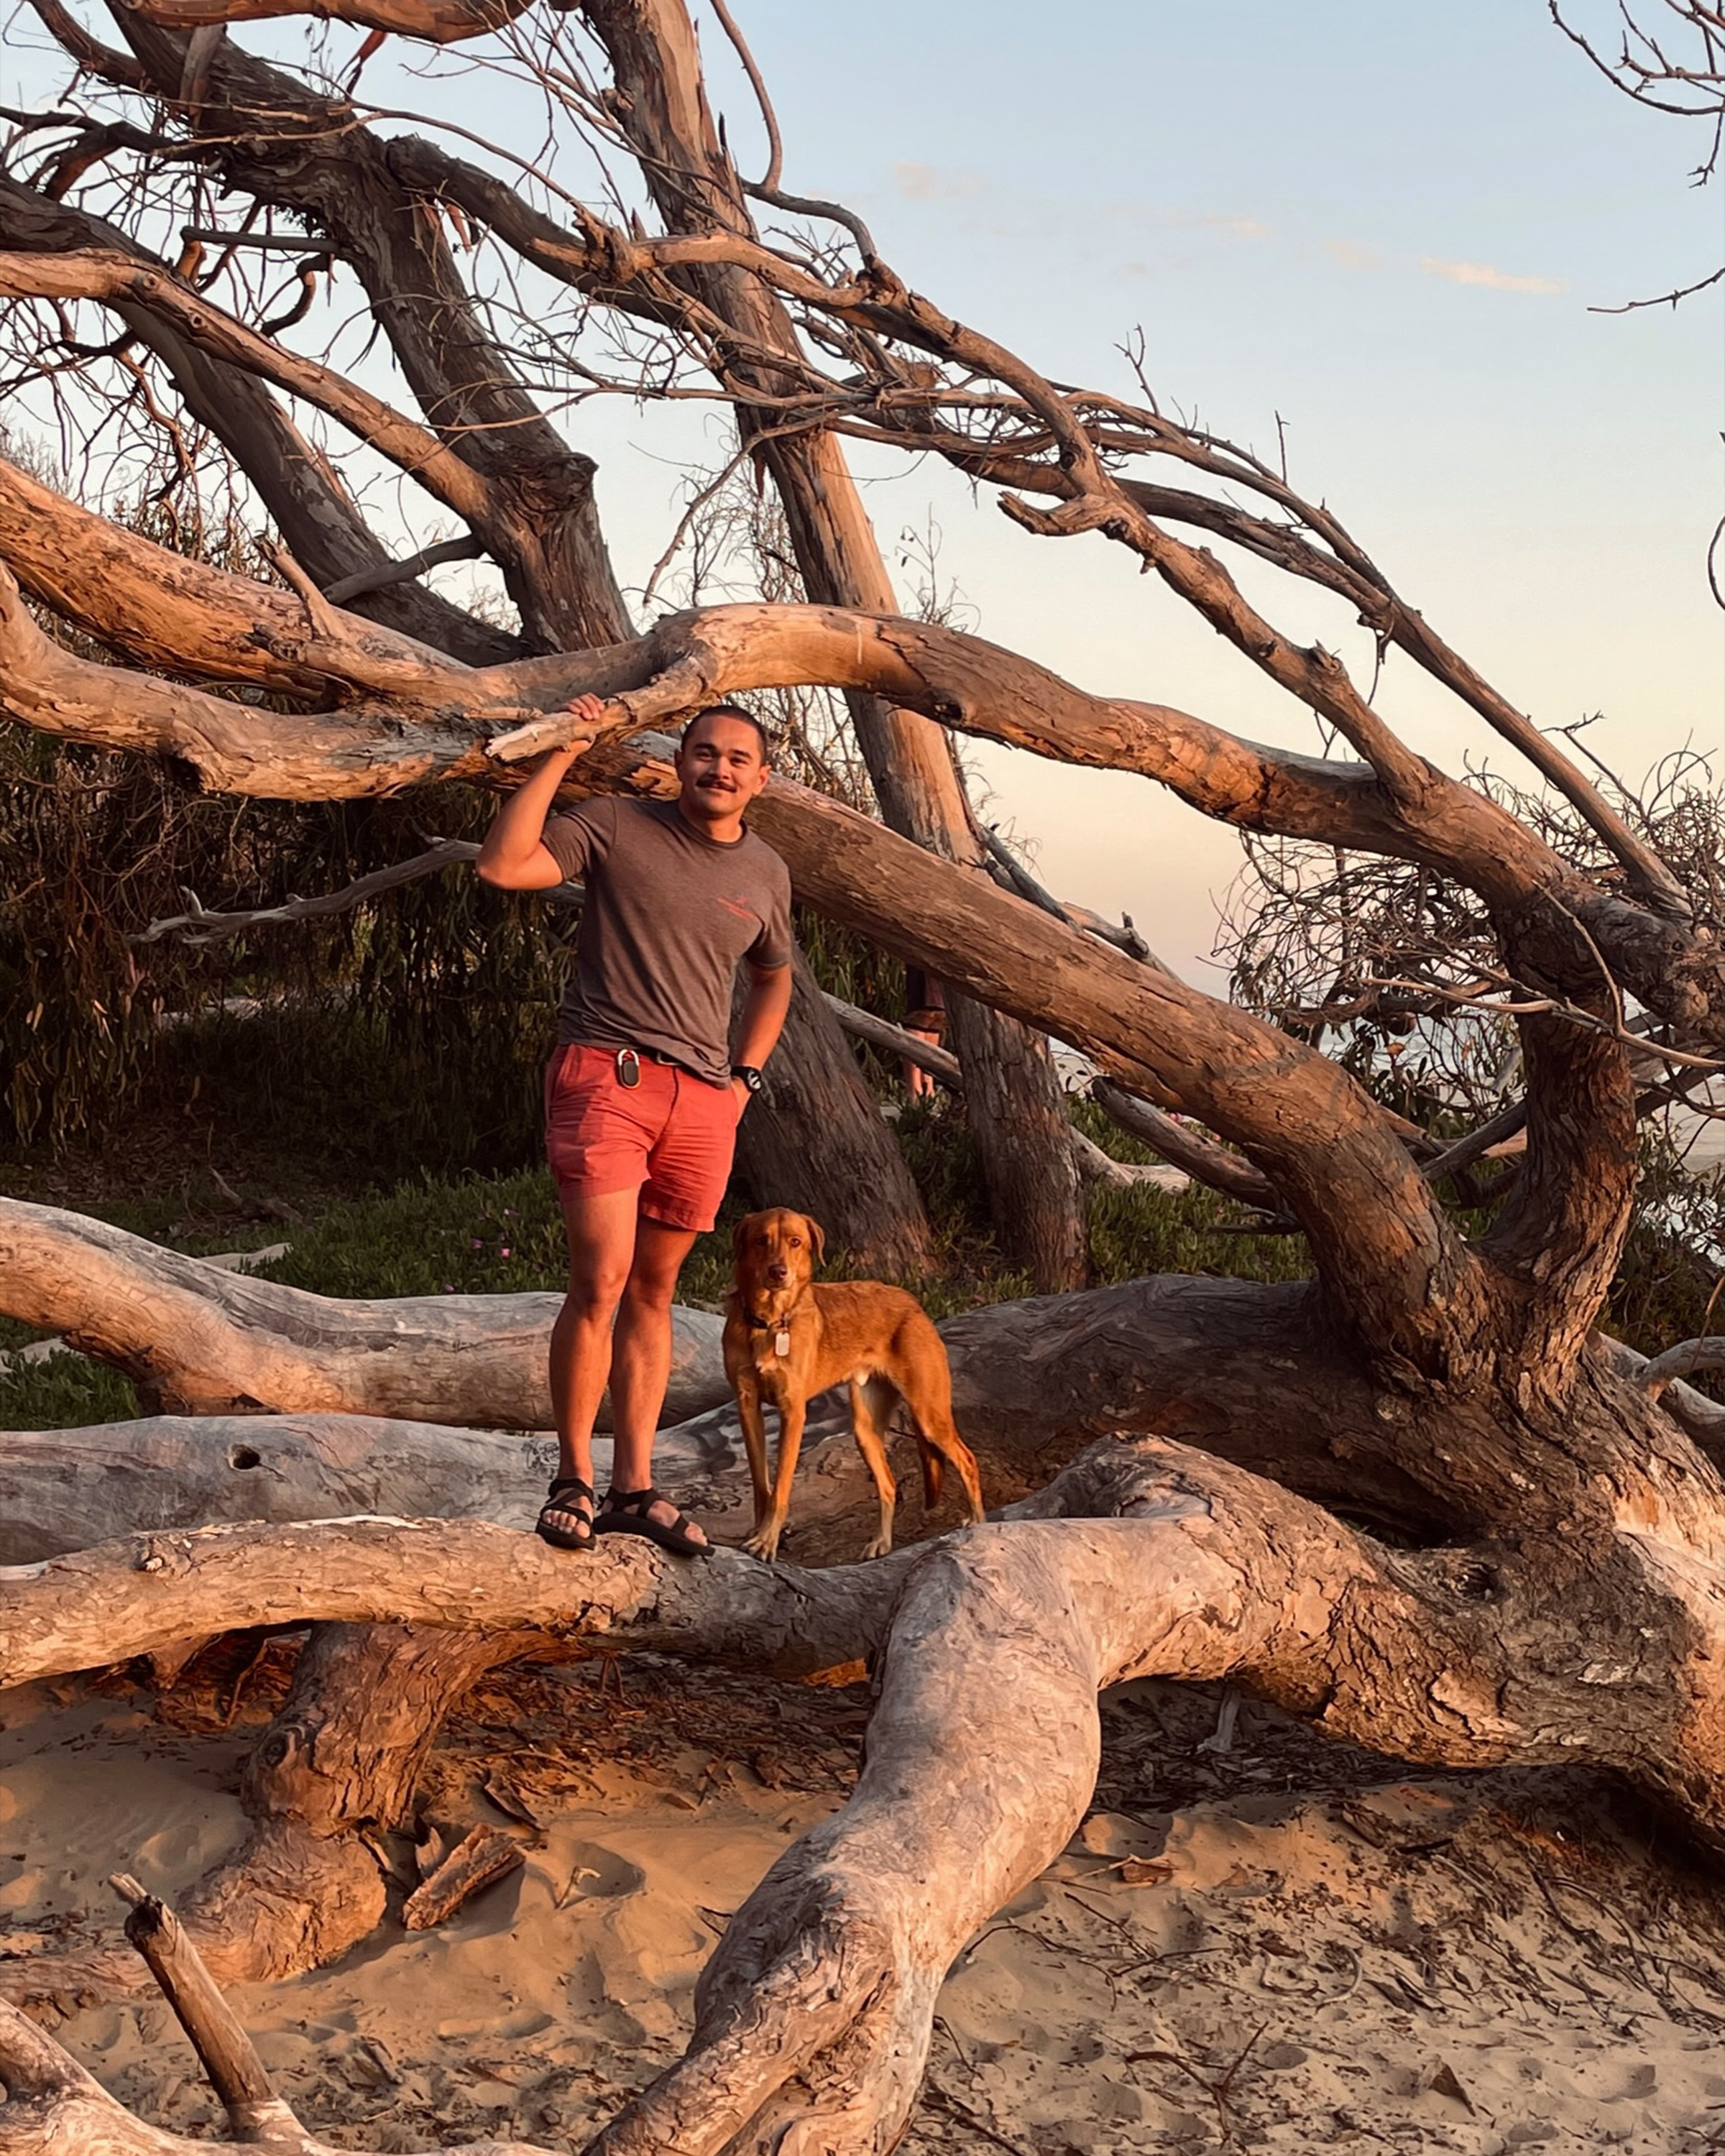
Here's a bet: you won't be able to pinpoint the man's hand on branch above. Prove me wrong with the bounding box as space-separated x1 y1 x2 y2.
563 691 610 743
484 690 615 766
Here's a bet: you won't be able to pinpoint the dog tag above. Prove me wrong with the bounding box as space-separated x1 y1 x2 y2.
774 1327 791 1358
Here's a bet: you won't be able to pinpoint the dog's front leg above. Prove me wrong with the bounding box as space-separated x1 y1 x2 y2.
745 1389 805 1564
733 1372 776 1555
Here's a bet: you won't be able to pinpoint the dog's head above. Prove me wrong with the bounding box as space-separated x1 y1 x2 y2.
732 1207 825 1302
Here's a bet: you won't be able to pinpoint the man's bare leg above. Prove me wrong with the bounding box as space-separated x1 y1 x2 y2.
606 1213 708 1547
543 1185 640 1543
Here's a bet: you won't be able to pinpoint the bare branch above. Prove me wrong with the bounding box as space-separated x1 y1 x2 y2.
1641 1335 1725 1398
320 535 484 603
122 0 535 39
0 249 497 526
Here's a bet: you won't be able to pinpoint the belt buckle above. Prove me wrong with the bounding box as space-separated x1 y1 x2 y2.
615 1047 642 1089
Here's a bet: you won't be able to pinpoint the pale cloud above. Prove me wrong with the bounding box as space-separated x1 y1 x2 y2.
1418 254 1565 295
1202 212 1269 239
892 161 982 203
1326 237 1386 271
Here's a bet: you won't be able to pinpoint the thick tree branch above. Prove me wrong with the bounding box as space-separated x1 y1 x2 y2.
0 1194 726 1427
0 453 479 698
0 1513 908 1690
15 445 1714 1047
1090 1078 1282 1210
1640 1335 1725 1399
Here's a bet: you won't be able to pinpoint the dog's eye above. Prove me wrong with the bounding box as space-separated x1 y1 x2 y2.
788 1236 801 1248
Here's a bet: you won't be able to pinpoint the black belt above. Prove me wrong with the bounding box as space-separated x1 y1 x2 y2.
612 1044 694 1087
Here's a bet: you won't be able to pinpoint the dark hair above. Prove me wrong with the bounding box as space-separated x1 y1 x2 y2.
680 702 771 760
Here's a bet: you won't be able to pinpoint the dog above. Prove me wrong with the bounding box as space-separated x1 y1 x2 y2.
722 1207 986 1563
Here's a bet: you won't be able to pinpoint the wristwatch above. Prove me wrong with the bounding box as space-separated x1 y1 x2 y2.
730 1064 765 1096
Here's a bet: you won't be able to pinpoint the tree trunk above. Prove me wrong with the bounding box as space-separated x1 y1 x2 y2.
0 1413 548 1564
581 0 1089 1292
11 1202 1616 1554
730 954 933 1276
180 1621 546 1984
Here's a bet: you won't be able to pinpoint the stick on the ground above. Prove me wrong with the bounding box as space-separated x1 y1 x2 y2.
401 1825 525 1930
109 1873 307 2147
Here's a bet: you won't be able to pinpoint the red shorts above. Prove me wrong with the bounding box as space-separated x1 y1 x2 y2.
543 1044 739 1233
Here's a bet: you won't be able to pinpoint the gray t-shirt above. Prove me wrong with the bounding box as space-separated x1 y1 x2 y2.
541 798 793 1084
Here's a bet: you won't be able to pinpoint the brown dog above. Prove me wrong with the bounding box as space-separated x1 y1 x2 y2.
723 1207 985 1562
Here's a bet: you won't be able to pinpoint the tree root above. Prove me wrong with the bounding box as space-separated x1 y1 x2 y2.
0 1436 1609 2153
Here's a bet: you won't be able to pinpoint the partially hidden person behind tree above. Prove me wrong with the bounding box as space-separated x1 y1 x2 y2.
900 967 947 1101
477 696 794 1557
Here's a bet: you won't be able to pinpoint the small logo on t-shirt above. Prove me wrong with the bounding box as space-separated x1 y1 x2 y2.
719 893 758 923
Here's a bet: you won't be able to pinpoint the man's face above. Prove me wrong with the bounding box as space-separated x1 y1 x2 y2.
675 713 770 822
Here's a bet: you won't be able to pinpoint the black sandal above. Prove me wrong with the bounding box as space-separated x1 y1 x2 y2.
594 1485 712 1559
535 1475 595 1552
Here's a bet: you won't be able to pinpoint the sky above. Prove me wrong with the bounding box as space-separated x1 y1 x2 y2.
672 0 1725 977
12 1 1725 980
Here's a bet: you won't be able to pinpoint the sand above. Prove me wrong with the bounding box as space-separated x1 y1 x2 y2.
4 1651 1725 2154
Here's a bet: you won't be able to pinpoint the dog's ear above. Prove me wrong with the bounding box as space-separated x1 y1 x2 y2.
807 1216 826 1268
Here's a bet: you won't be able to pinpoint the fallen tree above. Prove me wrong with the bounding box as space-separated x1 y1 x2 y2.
4 4 1725 2150
0 1197 726 1426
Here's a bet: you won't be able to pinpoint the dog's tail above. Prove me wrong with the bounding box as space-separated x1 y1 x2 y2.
917 1440 944 1511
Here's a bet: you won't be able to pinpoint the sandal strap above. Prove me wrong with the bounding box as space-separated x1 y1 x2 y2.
543 1478 595 1520
601 1485 659 1514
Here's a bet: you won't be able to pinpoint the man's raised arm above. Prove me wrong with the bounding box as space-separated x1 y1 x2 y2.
475 694 604 890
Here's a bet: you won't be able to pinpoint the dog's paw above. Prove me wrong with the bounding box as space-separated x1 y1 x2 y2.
742 1529 782 1563
860 1536 893 1560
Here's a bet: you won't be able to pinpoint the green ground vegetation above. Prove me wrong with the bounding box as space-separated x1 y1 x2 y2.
4 1070 1716 1430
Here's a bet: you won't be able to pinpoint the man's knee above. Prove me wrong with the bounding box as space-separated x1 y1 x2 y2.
620 1263 681 1317
561 1263 630 1321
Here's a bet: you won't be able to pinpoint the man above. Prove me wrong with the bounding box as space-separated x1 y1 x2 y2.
477 696 794 1556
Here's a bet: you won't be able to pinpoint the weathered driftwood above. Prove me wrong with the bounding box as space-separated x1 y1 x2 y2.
5 1268 1627 1567
109 1874 302 2147
0 1414 552 1564
6 11 1725 2149
0 1992 554 2155
0 1197 726 1427
6 1428 1721 2152
400 1825 525 1931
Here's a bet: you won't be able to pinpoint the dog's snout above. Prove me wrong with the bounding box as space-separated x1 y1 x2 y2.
765 1261 790 1282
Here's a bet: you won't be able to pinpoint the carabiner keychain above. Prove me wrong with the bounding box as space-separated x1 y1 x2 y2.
615 1047 642 1088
